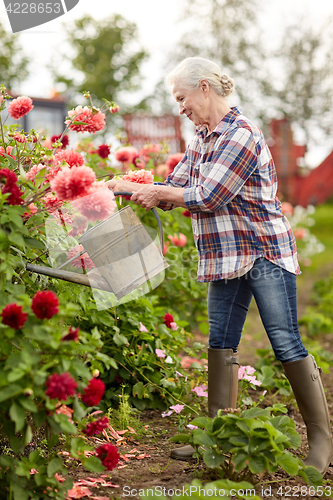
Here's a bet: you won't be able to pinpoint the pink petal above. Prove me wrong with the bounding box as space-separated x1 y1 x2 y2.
139 322 148 332
155 348 166 358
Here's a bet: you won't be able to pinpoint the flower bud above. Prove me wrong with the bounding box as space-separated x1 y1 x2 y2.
92 369 100 378
24 388 33 396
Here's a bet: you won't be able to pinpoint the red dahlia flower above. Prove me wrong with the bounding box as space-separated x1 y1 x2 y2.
45 372 78 401
97 144 111 159
84 416 109 436
0 168 24 205
163 313 174 328
51 134 69 149
62 326 80 342
81 378 105 406
31 290 59 319
8 96 34 120
96 443 120 471
1 303 28 329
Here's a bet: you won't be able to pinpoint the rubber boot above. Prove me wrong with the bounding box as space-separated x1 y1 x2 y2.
283 355 333 475
170 348 239 460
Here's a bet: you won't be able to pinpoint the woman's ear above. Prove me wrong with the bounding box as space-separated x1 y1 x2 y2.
199 79 210 95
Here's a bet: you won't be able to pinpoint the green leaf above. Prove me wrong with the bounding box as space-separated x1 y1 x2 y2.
187 416 209 430
248 454 269 474
298 466 323 486
202 448 225 468
277 453 300 475
73 396 86 422
19 397 38 413
9 402 26 432
192 429 217 447
82 456 105 473
133 381 144 399
113 331 128 346
169 433 190 443
47 457 63 477
24 424 33 446
24 237 45 249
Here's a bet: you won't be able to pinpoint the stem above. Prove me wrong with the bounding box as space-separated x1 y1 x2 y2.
0 112 5 145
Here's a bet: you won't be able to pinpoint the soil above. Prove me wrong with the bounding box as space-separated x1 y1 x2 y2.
66 263 333 500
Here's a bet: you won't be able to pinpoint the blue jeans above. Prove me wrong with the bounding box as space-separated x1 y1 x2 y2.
207 257 308 363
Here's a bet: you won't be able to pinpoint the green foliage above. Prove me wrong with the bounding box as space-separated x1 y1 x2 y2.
54 277 205 411
54 14 148 110
142 478 261 499
300 271 333 337
0 20 29 90
254 349 293 398
171 406 322 486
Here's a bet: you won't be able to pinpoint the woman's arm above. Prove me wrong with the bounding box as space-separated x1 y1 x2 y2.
106 179 186 210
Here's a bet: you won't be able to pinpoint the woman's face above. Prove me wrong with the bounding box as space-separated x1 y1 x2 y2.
172 81 209 127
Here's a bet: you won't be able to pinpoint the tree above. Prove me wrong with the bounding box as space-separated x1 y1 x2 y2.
162 0 271 122
271 19 333 147
54 14 148 111
0 20 29 91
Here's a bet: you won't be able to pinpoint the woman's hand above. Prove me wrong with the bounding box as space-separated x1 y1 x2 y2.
105 179 125 192
131 184 160 210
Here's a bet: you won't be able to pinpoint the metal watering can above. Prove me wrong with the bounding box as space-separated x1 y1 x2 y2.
26 192 169 300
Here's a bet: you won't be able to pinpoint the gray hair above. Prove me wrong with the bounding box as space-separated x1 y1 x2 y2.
165 57 234 97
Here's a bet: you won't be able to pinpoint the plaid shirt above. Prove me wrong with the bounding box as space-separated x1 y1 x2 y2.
158 107 300 282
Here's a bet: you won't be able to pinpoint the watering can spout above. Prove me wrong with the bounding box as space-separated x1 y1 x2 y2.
26 264 113 292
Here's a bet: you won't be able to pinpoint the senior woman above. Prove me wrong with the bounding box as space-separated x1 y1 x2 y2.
107 57 333 474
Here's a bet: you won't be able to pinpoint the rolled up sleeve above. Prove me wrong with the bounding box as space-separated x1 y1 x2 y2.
184 127 258 212
155 150 189 211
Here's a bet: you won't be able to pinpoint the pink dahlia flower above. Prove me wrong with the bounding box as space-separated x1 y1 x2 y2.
53 149 84 168
122 169 154 184
109 104 120 114
114 146 139 164
26 163 46 182
14 132 27 143
72 184 116 222
66 106 105 134
168 233 187 247
166 153 184 174
50 165 96 201
8 96 34 120
68 213 88 236
0 146 15 159
66 244 95 270
41 193 63 213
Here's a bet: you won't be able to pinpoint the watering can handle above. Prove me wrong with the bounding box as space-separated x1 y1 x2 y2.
113 191 164 255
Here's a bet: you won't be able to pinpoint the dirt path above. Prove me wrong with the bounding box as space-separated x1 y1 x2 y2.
68 264 333 499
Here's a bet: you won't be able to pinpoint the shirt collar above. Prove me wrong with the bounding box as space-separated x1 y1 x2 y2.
196 106 242 140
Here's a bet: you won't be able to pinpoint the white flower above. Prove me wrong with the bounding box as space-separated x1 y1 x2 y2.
165 355 173 364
